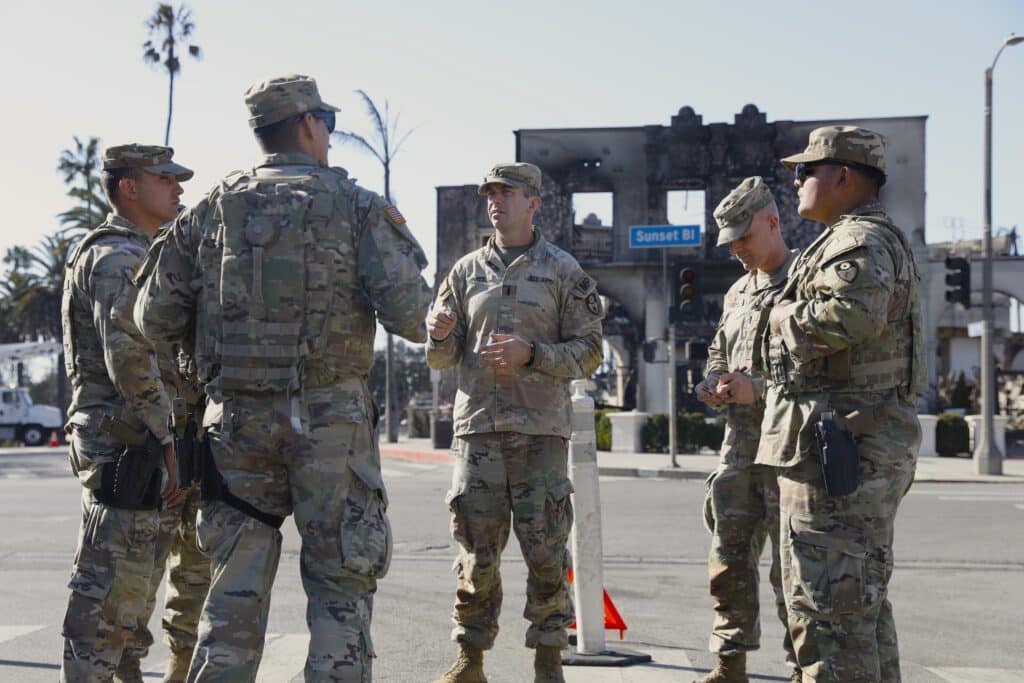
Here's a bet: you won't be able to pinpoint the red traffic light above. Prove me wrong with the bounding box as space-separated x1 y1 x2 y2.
679 268 696 284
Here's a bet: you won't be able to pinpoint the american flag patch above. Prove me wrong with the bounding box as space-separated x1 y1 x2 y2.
383 204 406 225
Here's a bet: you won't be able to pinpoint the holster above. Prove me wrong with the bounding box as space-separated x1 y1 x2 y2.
171 398 200 490
814 410 859 497
95 415 163 510
198 435 285 529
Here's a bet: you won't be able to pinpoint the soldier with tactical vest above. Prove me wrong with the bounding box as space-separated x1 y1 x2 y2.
60 144 192 681
723 126 925 682
133 74 433 682
425 162 604 683
693 177 800 683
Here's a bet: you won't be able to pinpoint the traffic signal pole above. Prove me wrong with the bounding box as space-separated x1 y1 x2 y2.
663 249 678 466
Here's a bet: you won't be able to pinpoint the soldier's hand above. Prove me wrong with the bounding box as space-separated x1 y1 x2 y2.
769 300 795 334
695 374 725 407
161 441 187 505
716 372 756 405
480 333 531 373
427 305 457 342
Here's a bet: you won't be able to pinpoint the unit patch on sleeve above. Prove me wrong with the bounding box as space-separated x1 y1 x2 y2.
834 260 860 284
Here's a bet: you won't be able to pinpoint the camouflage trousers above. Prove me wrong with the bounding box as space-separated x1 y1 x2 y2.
778 455 914 682
120 486 210 682
61 487 159 682
703 461 796 671
189 395 390 683
446 432 575 650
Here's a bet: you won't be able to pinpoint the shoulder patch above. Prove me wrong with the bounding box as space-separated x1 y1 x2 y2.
383 204 405 225
834 260 860 283
585 292 601 315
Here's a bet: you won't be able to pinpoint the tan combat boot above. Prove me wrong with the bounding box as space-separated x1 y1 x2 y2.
432 644 487 683
534 645 565 683
693 652 748 683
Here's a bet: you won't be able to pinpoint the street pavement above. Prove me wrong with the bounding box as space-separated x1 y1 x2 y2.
0 442 1022 682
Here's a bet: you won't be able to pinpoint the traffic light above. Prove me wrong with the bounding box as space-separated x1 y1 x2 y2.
671 266 701 322
944 256 971 308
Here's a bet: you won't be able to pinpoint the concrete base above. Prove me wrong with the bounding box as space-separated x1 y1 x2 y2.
965 414 1009 455
607 412 648 453
917 414 938 457
562 646 652 667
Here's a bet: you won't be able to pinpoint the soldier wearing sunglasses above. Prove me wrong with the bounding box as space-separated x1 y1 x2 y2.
727 126 924 682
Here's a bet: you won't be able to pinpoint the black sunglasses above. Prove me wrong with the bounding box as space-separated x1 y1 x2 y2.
309 110 336 135
794 161 842 182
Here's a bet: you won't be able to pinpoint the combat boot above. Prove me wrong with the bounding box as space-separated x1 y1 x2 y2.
790 670 803 683
533 645 565 683
692 652 748 683
431 643 487 683
114 654 144 683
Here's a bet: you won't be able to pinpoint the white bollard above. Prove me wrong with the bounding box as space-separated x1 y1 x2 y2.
568 379 605 655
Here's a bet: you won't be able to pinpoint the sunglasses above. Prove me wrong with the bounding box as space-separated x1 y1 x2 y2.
309 110 336 135
794 161 841 182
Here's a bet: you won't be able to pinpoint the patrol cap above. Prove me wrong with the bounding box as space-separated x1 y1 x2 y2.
780 125 887 179
477 162 542 195
244 74 340 129
713 176 773 246
102 144 193 181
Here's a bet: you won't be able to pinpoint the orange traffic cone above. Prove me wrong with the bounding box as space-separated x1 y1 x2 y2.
49 430 59 447
567 567 628 639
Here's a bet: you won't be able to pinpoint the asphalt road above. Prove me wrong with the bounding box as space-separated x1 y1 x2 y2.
0 449 1021 682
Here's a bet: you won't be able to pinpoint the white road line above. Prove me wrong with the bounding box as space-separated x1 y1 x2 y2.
0 625 46 644
937 496 1024 502
929 666 1024 682
381 468 412 479
1015 504 1024 510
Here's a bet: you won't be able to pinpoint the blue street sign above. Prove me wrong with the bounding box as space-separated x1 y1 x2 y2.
628 224 701 249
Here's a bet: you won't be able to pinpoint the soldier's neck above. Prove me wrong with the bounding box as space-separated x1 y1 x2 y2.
113 207 160 238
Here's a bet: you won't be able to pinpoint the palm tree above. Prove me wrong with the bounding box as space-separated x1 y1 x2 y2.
333 90 419 443
143 3 201 145
2 235 74 342
57 136 109 236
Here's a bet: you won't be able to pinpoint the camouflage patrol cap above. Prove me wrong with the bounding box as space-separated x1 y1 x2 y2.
780 125 887 178
244 74 340 129
478 162 542 195
102 144 193 181
714 176 773 246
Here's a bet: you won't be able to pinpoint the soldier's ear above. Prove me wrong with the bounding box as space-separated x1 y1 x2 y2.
118 176 138 202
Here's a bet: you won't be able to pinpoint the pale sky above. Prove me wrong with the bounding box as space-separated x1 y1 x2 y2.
1 0 1022 287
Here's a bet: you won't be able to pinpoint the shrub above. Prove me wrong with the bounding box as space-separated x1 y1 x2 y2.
936 413 969 457
595 410 612 451
642 413 669 453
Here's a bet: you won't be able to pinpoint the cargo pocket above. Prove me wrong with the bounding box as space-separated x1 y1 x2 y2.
788 515 867 617
63 504 116 640
545 478 575 541
702 470 719 534
340 467 393 579
445 483 471 551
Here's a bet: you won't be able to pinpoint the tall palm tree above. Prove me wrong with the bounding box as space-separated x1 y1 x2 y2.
56 136 109 236
333 90 419 443
143 3 201 145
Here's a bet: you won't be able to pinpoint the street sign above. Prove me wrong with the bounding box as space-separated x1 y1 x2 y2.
968 321 984 338
628 224 701 249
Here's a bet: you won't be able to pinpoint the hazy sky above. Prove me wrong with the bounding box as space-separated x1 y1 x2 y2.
1 0 1022 285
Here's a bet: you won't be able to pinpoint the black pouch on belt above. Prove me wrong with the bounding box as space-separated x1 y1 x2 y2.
814 410 860 496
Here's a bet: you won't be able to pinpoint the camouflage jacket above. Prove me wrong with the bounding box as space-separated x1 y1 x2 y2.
61 213 171 442
133 152 432 427
706 249 797 465
756 204 924 467
426 230 604 438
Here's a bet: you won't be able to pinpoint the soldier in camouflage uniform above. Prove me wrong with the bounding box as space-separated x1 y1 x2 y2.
119 344 210 683
693 177 800 683
60 144 192 682
133 74 432 682
725 127 924 682
426 163 604 683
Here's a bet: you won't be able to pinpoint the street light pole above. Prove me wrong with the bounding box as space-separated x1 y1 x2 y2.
976 34 1023 475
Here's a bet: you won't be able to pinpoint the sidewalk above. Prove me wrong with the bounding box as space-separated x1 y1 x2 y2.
380 436 1024 484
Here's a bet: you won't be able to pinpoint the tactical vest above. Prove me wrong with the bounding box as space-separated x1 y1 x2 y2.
62 224 147 388
193 166 377 406
766 214 924 397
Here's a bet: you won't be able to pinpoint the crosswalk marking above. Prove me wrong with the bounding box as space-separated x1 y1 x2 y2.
255 633 307 683
0 625 45 644
929 667 1024 682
